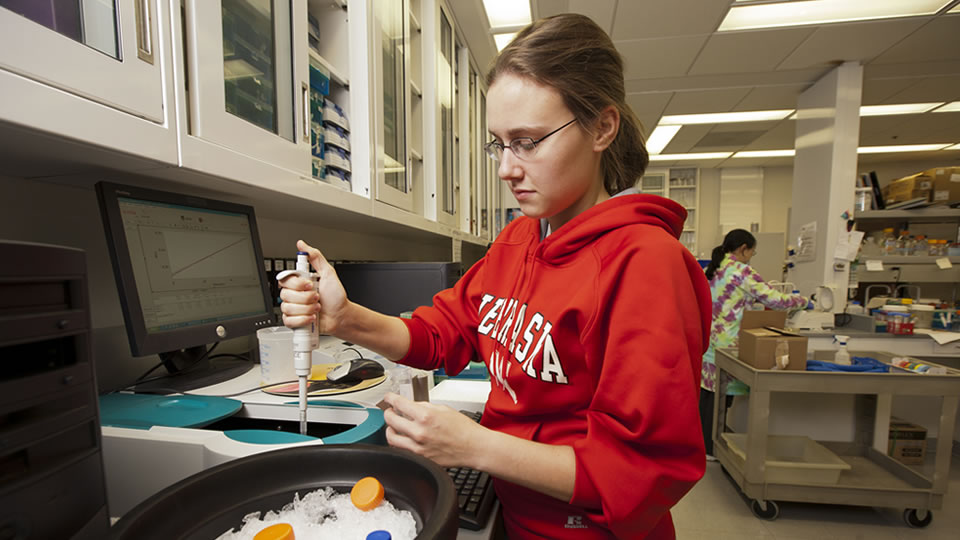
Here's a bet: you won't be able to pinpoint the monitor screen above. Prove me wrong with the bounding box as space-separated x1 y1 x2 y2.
96 181 275 392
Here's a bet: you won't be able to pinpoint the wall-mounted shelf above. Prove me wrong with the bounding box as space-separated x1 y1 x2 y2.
855 208 960 223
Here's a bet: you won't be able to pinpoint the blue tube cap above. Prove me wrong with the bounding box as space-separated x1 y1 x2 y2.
366 531 392 540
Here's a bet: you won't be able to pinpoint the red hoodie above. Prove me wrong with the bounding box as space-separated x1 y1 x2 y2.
400 194 711 539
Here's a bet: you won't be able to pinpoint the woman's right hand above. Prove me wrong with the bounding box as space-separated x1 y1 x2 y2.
278 240 349 334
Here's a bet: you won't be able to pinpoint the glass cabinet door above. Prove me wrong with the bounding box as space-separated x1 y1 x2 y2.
479 90 490 239
185 0 308 174
435 5 457 226
373 0 412 210
0 0 164 121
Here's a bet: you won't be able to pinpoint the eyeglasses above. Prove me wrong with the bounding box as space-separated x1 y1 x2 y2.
484 118 577 162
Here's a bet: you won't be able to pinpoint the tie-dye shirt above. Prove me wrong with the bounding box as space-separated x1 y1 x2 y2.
701 254 808 394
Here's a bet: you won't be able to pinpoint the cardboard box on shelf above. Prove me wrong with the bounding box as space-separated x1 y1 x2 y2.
929 167 960 205
741 310 788 331
738 327 808 371
888 417 926 465
882 172 933 203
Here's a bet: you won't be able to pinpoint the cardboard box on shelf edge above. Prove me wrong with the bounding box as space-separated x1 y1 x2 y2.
882 172 933 203
888 417 926 465
929 166 960 205
741 310 787 331
738 327 808 371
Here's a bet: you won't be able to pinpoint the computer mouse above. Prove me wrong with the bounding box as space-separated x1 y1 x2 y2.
327 358 385 383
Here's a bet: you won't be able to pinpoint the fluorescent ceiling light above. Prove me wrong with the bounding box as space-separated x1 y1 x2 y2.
719 0 952 31
860 103 944 116
645 125 681 155
944 143 960 151
660 109 793 125
482 0 531 29
732 149 796 158
933 101 960 113
493 33 517 52
950 5 960 13
649 152 732 161
857 144 951 154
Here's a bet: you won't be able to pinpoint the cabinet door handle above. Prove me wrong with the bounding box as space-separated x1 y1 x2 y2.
135 0 155 64
302 83 310 141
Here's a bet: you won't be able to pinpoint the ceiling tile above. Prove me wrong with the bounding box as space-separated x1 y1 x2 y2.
618 35 710 79
861 78 923 105
627 92 673 134
777 19 927 71
858 116 917 146
663 125 713 154
734 84 809 111
663 88 751 114
871 16 960 64
567 0 617 35
741 121 797 150
611 0 731 40
884 75 960 103
688 28 815 76
534 0 570 19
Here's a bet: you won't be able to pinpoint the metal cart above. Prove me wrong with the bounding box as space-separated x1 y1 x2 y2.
713 349 960 528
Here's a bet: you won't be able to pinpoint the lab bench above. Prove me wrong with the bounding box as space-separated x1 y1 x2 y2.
713 348 960 527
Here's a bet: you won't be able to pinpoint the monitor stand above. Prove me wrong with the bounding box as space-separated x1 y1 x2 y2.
135 345 254 394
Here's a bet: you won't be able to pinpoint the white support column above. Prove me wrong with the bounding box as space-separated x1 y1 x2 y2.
787 61 862 309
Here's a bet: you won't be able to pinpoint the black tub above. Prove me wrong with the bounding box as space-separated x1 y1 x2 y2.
109 444 459 539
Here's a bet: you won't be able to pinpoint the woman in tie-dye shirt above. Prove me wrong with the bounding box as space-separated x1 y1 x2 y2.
699 229 808 457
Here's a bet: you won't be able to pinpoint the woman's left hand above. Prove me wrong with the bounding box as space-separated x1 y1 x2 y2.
381 392 486 468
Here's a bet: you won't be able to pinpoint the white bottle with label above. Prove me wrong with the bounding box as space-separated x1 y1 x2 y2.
774 339 790 370
834 335 851 365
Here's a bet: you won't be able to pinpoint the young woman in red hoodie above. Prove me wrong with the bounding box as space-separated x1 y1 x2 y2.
280 13 712 539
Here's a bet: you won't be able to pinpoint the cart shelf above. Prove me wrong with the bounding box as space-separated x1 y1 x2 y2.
713 348 959 527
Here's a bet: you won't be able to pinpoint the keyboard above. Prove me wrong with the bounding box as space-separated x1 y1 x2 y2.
447 410 497 530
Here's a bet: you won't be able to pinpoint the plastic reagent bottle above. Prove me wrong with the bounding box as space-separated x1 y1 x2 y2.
834 335 851 365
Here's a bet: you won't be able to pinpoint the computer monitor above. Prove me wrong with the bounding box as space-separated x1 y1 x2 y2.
335 262 462 316
96 181 275 392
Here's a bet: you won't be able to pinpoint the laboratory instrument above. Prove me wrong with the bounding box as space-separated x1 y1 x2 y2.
276 252 320 435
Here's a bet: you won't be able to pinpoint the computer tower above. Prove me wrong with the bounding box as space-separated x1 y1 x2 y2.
0 241 110 539
335 262 463 316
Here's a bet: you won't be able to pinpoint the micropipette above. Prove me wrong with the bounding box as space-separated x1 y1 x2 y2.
276 252 320 435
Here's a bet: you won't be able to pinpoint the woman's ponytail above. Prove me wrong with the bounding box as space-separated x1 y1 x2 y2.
704 246 726 281
704 229 757 281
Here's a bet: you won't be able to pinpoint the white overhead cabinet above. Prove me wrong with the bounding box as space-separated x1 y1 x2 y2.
182 0 309 175
0 0 176 164
372 0 412 211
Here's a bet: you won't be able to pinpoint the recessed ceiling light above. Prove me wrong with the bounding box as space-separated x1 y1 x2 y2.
932 101 960 113
732 149 796 158
719 0 952 31
857 144 952 154
645 125 682 155
482 0 531 29
860 103 945 116
493 33 517 52
649 152 732 161
660 110 794 125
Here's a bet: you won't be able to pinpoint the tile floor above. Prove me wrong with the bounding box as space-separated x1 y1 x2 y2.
671 456 960 539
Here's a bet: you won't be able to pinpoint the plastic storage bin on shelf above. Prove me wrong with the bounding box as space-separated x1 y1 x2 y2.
721 433 852 485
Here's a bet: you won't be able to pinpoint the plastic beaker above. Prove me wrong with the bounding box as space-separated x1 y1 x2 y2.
257 326 296 385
